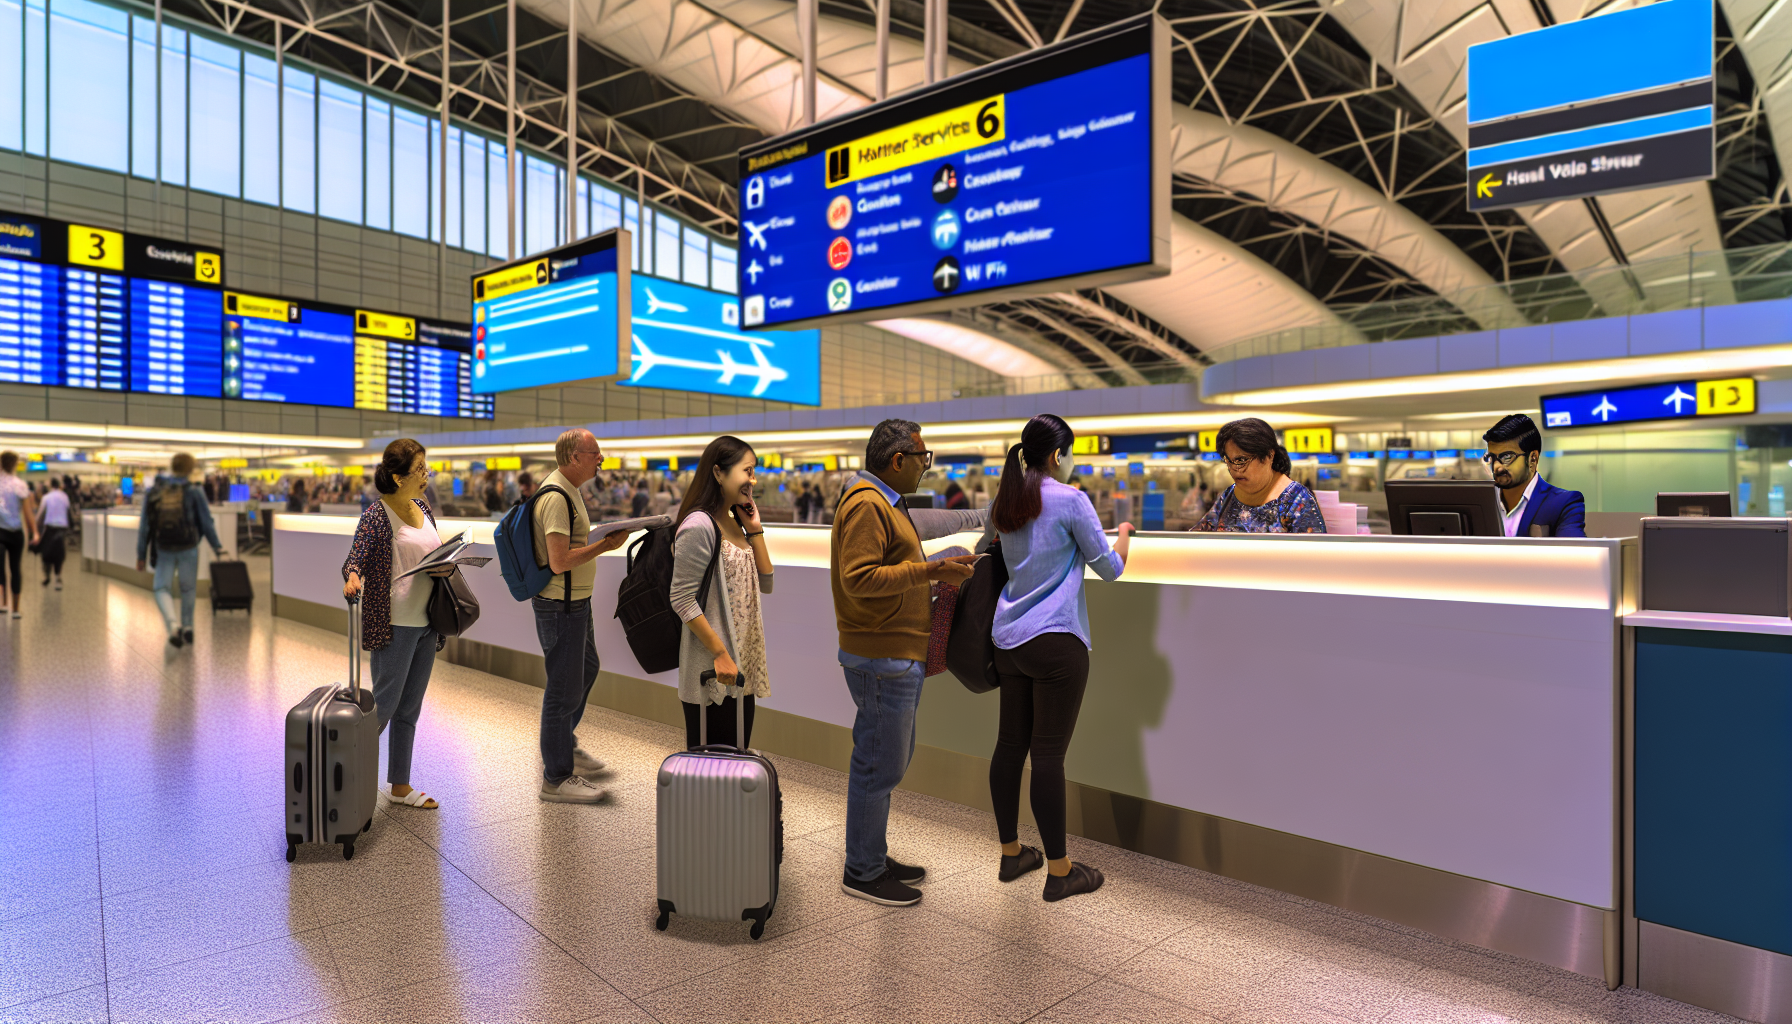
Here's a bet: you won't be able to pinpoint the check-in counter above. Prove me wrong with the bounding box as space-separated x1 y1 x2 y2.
271 515 1623 985
1625 517 1792 1023
81 508 239 586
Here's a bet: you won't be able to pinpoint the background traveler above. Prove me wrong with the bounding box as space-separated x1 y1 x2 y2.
632 479 653 518
135 453 225 647
1194 418 1326 534
287 477 308 513
0 451 37 620
988 415 1131 901
342 439 458 809
831 418 987 907
533 429 634 804
670 436 774 750
1482 413 1586 538
37 477 69 590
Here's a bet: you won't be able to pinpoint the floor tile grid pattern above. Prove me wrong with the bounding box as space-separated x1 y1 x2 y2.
0 557 1745 1024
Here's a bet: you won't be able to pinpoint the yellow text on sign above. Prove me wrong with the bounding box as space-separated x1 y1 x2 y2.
67 225 124 271
227 292 294 321
194 252 221 283
487 456 522 471
1697 378 1755 416
476 260 547 302
826 94 1005 188
218 458 248 469
356 310 416 341
1071 435 1106 456
1196 430 1218 453
1284 427 1334 454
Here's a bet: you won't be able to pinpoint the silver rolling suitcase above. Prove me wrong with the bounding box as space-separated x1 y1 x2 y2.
284 596 379 862
655 671 783 939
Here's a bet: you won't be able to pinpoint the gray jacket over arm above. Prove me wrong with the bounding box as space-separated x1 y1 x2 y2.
669 510 774 705
908 506 995 552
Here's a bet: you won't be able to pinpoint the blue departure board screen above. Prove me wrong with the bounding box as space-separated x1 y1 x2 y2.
735 15 1167 330
130 279 223 396
471 228 631 394
0 257 65 386
352 311 494 418
224 292 355 407
621 275 820 405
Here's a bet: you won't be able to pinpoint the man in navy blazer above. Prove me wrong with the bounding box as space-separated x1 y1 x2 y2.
1483 413 1586 538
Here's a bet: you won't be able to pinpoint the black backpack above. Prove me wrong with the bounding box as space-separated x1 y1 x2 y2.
150 482 199 551
614 514 719 674
944 538 1006 694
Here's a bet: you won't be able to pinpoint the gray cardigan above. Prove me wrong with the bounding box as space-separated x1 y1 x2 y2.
670 510 774 705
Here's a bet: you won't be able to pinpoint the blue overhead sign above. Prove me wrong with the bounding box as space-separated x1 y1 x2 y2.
1465 0 1713 211
1541 376 1755 429
619 276 821 406
470 229 631 394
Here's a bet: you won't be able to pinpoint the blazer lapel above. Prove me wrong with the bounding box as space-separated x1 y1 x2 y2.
1516 479 1553 537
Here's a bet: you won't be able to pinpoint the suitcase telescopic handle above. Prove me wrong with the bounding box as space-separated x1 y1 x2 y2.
345 593 362 699
696 668 748 753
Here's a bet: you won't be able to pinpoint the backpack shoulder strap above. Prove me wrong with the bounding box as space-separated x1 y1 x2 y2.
527 484 579 610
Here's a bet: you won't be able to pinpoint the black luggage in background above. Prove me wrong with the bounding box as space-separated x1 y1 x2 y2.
210 558 253 614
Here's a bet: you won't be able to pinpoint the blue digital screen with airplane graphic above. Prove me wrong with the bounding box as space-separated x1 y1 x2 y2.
1542 380 1705 429
619 276 821 406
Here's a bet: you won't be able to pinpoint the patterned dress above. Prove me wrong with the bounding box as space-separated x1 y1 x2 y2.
721 540 770 698
1194 482 1327 534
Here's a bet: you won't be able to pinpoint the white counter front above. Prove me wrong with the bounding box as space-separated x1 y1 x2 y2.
271 514 1623 980
82 508 239 580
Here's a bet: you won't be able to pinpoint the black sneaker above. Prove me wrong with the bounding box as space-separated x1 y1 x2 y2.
1043 863 1104 903
885 855 926 885
182 628 194 643
841 870 922 907
168 633 184 649
999 844 1044 882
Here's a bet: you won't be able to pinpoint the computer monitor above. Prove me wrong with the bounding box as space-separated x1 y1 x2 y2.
228 483 250 503
1656 491 1732 518
1385 480 1507 537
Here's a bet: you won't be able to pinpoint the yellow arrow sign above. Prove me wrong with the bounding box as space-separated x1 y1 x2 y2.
1476 173 1502 199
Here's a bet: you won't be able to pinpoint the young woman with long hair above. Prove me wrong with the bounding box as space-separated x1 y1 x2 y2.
668 435 775 750
988 414 1131 901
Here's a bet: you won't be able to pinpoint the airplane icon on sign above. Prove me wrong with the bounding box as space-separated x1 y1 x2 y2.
743 221 769 250
1592 397 1618 421
1663 386 1695 414
630 336 790 397
642 288 689 316
745 259 764 285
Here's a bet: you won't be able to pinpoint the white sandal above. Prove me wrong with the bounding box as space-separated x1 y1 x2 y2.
388 787 438 809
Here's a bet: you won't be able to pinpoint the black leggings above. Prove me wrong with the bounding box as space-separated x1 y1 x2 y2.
0 528 21 597
989 632 1090 861
38 527 66 577
682 693 756 751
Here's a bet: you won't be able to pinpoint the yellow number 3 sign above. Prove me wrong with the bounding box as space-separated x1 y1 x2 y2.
67 225 124 271
1697 378 1755 416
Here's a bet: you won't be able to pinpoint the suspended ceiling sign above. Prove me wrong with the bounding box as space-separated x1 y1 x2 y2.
470 229 632 394
1540 377 1754 429
735 14 1170 331
1464 0 1714 213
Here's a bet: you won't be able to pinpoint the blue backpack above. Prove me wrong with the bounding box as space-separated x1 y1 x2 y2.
494 485 577 605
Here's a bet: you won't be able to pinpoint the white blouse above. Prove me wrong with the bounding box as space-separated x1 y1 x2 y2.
384 500 442 629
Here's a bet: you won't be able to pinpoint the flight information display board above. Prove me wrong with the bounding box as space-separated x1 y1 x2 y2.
0 213 225 395
353 310 494 418
734 14 1168 330
223 292 356 407
471 228 631 393
621 276 821 405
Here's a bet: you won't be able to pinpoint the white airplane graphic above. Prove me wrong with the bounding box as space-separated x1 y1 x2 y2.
642 287 689 316
743 220 769 250
631 335 789 397
1663 386 1695 414
1592 397 1618 421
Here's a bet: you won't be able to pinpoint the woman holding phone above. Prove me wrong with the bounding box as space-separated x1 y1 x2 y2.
669 435 775 750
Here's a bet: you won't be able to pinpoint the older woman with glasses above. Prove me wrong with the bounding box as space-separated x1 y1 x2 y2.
1193 417 1326 534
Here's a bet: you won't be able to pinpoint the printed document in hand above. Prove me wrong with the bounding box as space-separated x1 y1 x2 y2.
395 532 493 581
593 514 672 539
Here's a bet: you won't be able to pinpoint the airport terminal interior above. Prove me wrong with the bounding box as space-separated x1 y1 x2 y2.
9 0 1792 1021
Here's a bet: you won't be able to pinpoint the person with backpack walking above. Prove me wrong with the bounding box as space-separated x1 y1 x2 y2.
669 436 774 750
0 451 39 621
988 415 1131 902
135 453 225 648
341 439 460 810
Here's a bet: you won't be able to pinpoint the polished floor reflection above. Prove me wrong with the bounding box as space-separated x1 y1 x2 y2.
0 558 1740 1024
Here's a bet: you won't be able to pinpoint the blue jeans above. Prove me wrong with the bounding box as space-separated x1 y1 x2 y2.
840 649 925 882
152 546 201 634
534 597 599 784
369 624 437 786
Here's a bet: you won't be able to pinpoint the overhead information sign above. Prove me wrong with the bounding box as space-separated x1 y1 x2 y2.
471 229 631 393
734 14 1168 330
1465 0 1713 212
620 276 820 405
1541 376 1755 429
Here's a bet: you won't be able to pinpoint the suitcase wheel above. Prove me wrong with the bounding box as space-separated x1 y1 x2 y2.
655 910 669 932
749 920 765 940
285 843 296 863
341 841 355 861
362 818 372 834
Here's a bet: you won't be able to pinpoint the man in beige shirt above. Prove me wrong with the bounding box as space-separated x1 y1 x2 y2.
532 428 635 803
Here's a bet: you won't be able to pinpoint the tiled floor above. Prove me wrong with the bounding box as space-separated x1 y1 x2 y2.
0 556 1743 1024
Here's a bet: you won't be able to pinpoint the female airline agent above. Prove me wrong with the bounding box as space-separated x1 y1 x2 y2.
1194 417 1326 534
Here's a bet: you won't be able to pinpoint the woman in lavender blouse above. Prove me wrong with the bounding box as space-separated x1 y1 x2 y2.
988 414 1132 902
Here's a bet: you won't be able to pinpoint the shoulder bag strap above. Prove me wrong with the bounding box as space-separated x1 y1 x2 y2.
694 511 722 613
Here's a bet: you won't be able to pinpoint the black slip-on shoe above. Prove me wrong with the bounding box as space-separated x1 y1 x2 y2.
182 628 194 643
841 870 922 907
1043 862 1104 902
999 845 1044 883
168 633 184 649
885 855 927 885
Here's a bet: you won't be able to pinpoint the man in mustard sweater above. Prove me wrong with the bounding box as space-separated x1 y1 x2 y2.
832 418 983 906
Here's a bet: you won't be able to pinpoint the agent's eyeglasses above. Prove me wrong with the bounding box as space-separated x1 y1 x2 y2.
1481 451 1525 467
899 449 934 469
1221 455 1257 470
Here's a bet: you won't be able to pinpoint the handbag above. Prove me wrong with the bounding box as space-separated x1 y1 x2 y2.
426 567 481 637
924 546 971 677
943 539 1007 694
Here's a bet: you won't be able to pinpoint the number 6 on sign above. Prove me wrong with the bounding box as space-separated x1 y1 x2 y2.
67 225 124 271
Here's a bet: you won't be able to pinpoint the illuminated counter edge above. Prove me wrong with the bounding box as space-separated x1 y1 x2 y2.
269 516 1621 983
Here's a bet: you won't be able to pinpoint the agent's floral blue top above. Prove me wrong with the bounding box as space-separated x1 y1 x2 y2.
1194 482 1327 534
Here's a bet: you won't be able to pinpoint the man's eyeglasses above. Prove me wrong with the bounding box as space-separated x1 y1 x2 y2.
1481 451 1526 467
898 449 934 469
573 448 603 461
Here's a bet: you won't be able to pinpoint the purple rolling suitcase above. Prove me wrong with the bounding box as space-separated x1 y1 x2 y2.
283 596 379 862
655 671 783 938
